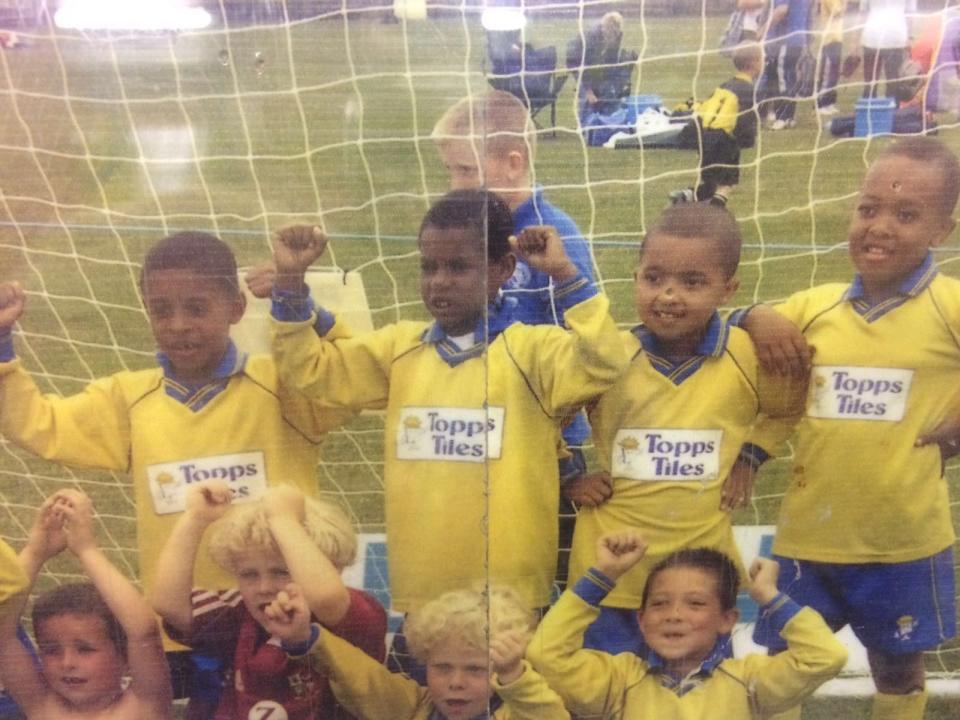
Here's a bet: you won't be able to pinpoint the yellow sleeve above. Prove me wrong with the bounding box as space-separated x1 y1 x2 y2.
272 317 400 412
0 360 131 471
301 626 427 720
508 293 629 417
492 661 571 720
0 539 27 607
526 588 640 718
697 87 739 135
746 607 848 714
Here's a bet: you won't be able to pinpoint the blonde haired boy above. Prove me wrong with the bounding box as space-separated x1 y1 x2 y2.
266 584 570 719
151 482 386 720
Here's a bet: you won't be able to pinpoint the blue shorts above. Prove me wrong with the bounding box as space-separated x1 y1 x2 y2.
753 549 957 655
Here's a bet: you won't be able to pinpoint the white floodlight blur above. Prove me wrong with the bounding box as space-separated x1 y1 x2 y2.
55 0 213 31
481 7 527 32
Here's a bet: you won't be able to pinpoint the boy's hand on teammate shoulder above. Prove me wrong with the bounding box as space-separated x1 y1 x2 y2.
742 305 812 378
563 471 613 507
509 226 578 282
720 459 755 512
245 260 278 299
595 530 648 582
915 414 960 461
489 629 530 685
262 485 306 524
0 281 26 333
748 557 781 606
272 225 327 293
263 583 312 645
184 480 233 526
54 489 99 556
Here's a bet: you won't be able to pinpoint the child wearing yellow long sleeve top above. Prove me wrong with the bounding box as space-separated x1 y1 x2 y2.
269 189 628 616
527 531 848 719
261 585 569 720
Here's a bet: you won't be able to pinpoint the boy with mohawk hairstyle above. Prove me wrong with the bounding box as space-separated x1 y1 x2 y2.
151 481 386 720
432 89 599 587
266 585 569 719
737 135 960 720
268 190 627 663
528 531 847 719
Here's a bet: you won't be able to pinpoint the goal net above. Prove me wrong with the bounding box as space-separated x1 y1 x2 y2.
0 0 958 693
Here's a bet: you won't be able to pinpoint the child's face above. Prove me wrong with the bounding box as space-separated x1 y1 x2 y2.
142 268 245 384
437 140 518 196
419 225 514 336
426 636 493 720
849 154 955 299
233 549 293 627
634 233 738 353
35 613 125 711
638 567 738 677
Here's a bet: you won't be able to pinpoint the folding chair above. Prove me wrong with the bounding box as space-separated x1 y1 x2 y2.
486 35 567 137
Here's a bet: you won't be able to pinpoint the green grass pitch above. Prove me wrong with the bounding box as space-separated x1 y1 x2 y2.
0 9 958 717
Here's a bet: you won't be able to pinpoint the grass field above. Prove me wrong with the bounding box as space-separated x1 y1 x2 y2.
1 7 959 716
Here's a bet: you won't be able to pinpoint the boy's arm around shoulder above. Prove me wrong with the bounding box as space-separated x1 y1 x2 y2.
745 599 848 715
526 575 642 718
295 624 426 720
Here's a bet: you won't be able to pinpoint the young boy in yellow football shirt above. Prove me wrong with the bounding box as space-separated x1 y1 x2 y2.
269 188 626 624
738 135 960 720
528 530 847 718
568 203 805 654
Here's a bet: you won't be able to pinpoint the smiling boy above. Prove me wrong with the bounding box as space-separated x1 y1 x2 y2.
566 204 805 655
739 136 960 720
528 530 847 718
0 232 347 601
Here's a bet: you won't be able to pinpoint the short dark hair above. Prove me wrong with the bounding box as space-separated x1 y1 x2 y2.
419 189 514 261
140 231 240 295
641 204 742 279
732 42 763 73
32 583 127 658
641 548 741 612
877 136 960 216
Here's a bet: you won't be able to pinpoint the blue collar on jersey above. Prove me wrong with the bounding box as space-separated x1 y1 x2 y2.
422 295 520 367
157 340 247 411
647 634 732 696
846 251 938 322
632 311 729 385
511 185 547 232
427 695 503 720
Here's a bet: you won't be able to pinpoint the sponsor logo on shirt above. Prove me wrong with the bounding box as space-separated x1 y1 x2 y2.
146 451 266 515
807 366 913 422
612 428 723 481
396 406 505 462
